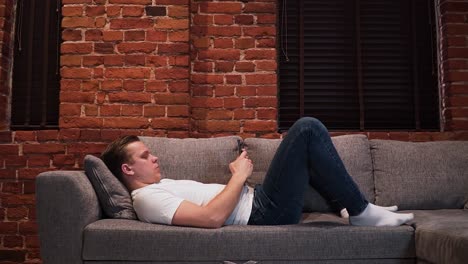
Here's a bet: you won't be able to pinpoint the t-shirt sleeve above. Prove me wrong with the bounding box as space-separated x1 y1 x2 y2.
132 188 184 225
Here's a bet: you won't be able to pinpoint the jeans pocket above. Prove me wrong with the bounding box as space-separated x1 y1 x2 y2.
247 185 268 225
247 206 263 225
250 184 303 225
248 185 281 225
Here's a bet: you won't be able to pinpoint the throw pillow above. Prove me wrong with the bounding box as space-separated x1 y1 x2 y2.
84 155 137 219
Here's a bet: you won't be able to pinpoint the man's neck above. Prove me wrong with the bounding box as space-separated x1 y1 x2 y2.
127 181 155 192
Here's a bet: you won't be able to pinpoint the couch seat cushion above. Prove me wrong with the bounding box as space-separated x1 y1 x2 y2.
83 216 415 262
410 209 468 264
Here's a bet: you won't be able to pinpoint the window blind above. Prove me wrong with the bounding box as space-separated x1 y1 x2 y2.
11 0 61 130
278 0 439 131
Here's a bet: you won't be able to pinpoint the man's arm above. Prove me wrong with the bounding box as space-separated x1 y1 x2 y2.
171 150 253 228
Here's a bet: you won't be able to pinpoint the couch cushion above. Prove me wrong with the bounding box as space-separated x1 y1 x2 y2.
244 134 374 212
410 209 468 264
83 155 136 219
371 140 468 210
83 217 415 262
139 136 241 184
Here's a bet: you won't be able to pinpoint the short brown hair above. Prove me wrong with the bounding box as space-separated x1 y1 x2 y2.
101 135 140 181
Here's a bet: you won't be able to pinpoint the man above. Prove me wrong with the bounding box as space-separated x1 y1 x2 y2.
101 117 414 228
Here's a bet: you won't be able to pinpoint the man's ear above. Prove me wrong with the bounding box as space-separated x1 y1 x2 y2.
121 163 134 176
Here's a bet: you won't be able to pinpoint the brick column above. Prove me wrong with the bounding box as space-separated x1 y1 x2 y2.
60 0 191 138
438 0 468 132
190 0 280 138
0 0 14 130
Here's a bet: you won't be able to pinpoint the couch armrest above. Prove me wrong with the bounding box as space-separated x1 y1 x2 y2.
36 171 102 264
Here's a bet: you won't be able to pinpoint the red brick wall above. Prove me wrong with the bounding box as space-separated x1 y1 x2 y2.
190 0 278 138
0 0 14 130
60 0 191 138
0 0 467 263
439 0 468 133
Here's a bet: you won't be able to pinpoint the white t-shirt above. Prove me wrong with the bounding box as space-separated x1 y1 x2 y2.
131 179 254 226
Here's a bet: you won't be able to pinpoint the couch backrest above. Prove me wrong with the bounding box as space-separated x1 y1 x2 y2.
244 134 375 213
370 140 468 210
139 136 241 184
141 135 468 212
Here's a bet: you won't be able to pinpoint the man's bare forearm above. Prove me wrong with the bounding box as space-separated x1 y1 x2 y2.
202 173 247 228
171 150 252 228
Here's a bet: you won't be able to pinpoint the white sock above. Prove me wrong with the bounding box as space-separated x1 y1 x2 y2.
340 205 398 218
349 203 414 227
375 205 398 212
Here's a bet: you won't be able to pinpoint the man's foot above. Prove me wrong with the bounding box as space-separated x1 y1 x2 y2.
340 204 398 218
349 203 414 227
376 205 398 212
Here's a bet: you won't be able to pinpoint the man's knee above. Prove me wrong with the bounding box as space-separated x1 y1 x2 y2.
291 117 327 134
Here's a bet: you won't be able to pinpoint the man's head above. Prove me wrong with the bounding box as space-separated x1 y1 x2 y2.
101 136 161 191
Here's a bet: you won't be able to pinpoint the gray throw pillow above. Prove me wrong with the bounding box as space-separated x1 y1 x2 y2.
84 155 136 219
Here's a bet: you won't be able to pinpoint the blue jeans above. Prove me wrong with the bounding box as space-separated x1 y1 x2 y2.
247 117 369 225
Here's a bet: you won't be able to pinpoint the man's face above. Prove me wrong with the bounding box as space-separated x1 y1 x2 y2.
124 141 161 184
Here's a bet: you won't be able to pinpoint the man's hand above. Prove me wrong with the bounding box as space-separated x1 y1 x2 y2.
171 149 254 228
229 149 253 182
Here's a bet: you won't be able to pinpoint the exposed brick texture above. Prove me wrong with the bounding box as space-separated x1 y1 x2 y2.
0 0 467 263
0 0 13 130
190 0 278 137
58 0 191 135
438 0 468 132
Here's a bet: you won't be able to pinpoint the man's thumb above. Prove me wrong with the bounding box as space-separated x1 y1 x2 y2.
239 150 247 158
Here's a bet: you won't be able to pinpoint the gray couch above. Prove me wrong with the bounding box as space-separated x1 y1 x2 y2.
36 135 468 264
